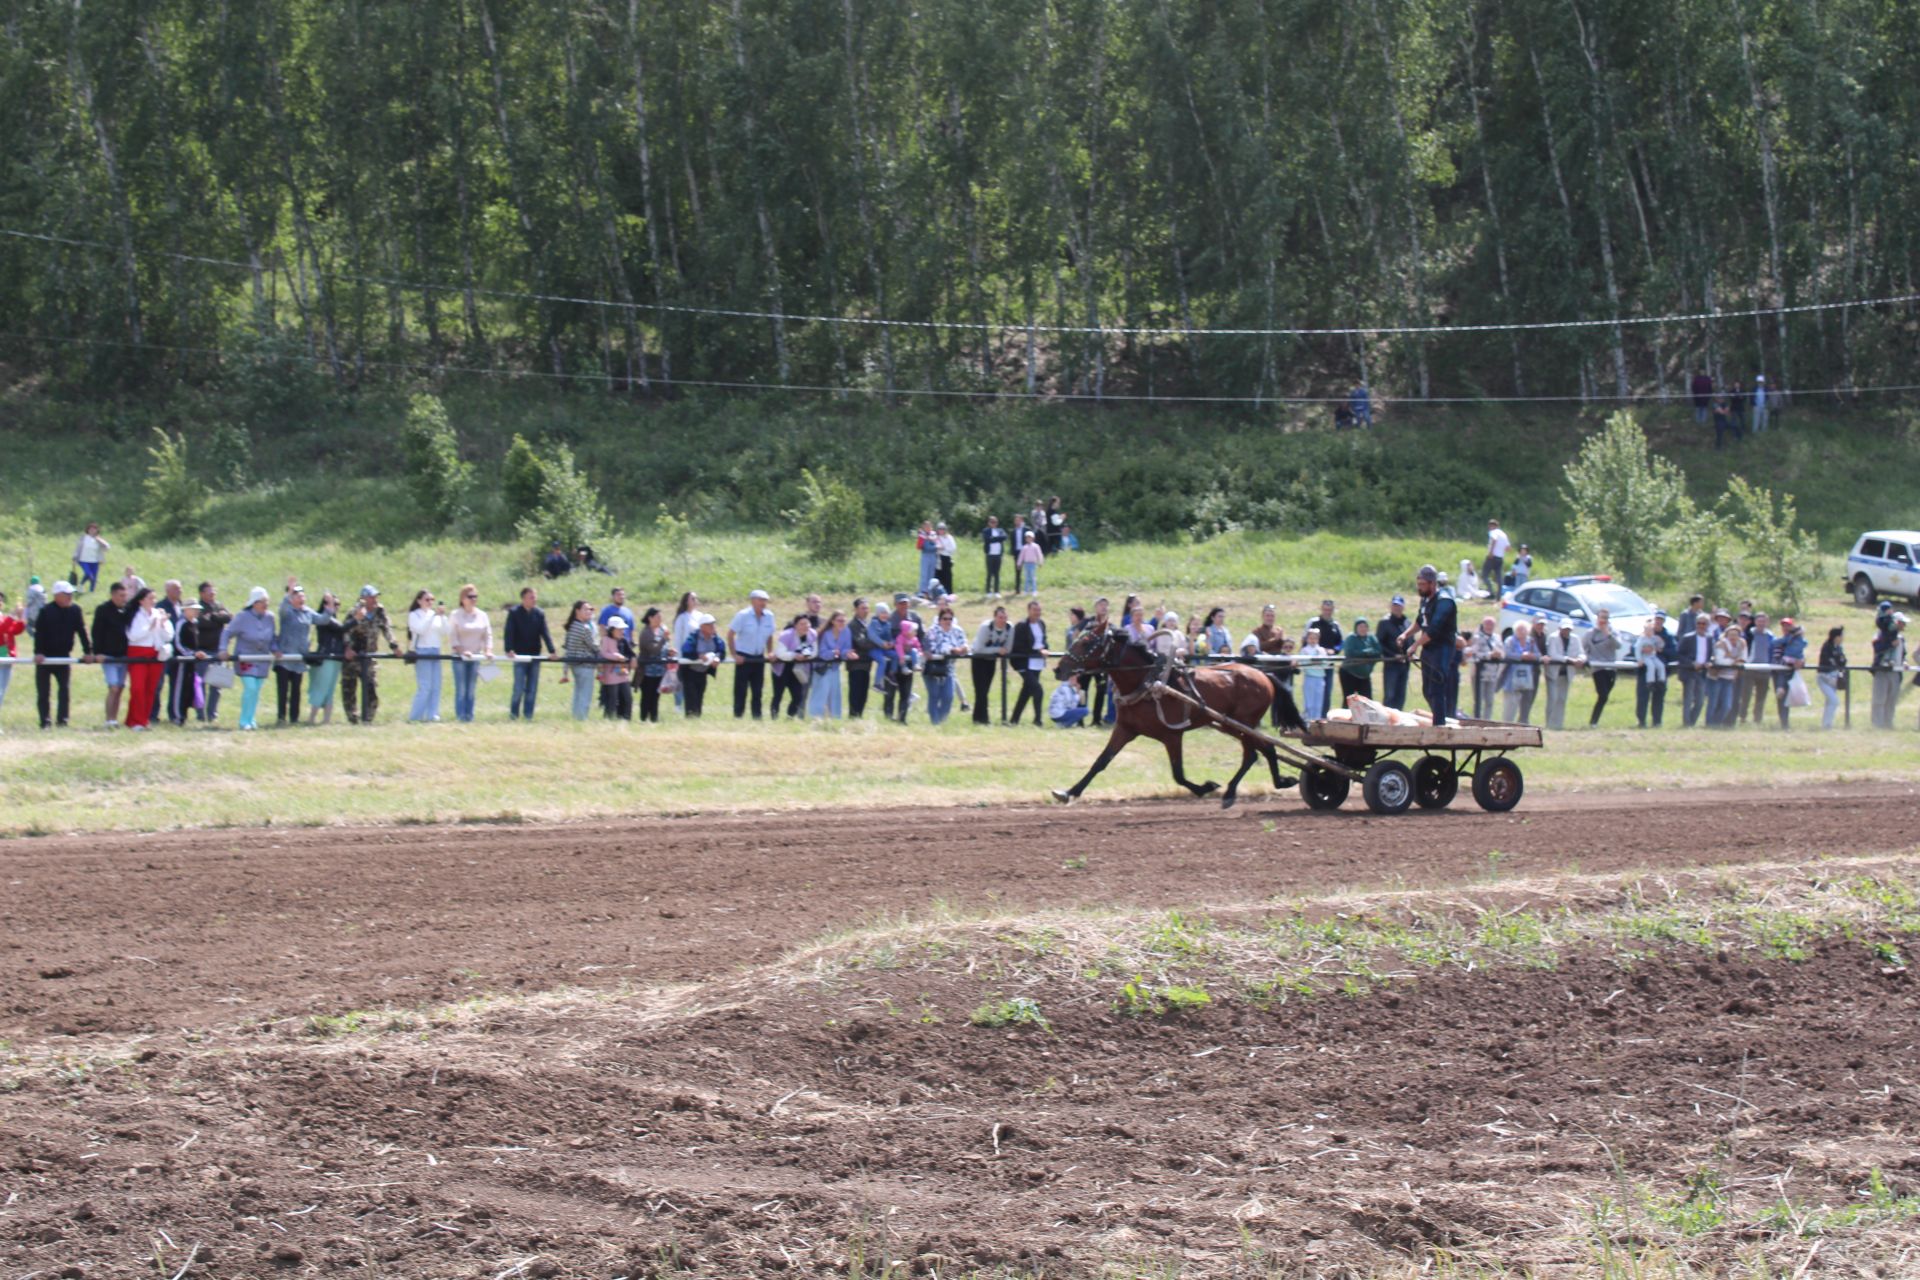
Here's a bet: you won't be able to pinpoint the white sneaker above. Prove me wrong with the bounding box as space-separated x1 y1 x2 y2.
104 720 118 730
130 725 148 732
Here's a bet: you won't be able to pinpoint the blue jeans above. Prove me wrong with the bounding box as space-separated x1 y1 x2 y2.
926 672 955 724
808 667 843 718
510 662 540 718
409 648 443 721
451 657 479 722
570 667 595 720
1021 563 1038 594
1053 705 1089 727
0 662 12 716
919 551 939 594
1819 672 1842 728
1709 679 1736 727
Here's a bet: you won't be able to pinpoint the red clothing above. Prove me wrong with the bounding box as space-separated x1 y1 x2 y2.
126 645 160 727
0 614 22 656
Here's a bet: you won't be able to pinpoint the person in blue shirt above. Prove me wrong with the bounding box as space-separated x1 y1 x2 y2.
1772 617 1807 729
727 589 777 719
1349 383 1373 428
1744 612 1776 725
596 587 635 635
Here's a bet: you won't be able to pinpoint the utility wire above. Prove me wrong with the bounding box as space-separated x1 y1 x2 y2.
6 223 1918 339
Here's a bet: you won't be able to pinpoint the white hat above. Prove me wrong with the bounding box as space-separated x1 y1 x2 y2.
247 586 270 606
694 612 714 626
360 584 380 598
607 615 629 630
1756 374 1766 382
1160 611 1180 627
52 580 75 595
749 589 770 601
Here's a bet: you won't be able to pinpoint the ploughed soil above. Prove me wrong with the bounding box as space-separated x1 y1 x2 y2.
4 786 1919 1277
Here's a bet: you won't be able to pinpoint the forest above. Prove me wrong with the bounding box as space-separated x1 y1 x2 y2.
3 0 1917 404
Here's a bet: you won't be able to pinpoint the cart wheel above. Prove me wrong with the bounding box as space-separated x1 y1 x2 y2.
1471 757 1525 813
1301 767 1350 811
1412 756 1458 809
1362 760 1414 815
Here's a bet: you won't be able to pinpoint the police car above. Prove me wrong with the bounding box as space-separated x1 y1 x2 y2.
1498 575 1663 641
1844 531 1920 606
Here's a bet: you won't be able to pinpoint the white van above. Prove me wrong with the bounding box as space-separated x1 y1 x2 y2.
1845 531 1920 606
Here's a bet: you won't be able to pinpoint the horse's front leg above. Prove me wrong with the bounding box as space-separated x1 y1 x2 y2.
1219 741 1261 809
1052 723 1136 803
1161 733 1218 798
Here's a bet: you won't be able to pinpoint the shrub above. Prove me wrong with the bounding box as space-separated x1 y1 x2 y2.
1560 411 1693 585
1672 478 1823 614
501 433 545 515
785 468 867 562
142 429 204 538
513 444 609 550
399 393 471 524
204 421 252 489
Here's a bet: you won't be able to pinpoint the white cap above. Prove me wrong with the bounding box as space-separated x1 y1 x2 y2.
247 586 270 606
1160 611 1180 627
607 615 629 630
1756 374 1766 381
749 589 770 601
52 580 75 595
694 612 714 626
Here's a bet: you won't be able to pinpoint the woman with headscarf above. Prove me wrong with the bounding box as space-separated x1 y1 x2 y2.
220 587 280 731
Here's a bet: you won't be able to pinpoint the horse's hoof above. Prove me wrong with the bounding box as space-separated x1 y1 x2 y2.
1220 793 1238 811
1196 781 1220 797
1050 789 1074 804
1275 777 1299 790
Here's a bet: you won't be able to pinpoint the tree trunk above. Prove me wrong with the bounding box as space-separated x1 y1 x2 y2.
727 0 789 382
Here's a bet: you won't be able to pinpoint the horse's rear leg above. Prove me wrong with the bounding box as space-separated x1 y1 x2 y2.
1053 724 1135 803
1162 734 1218 799
1262 745 1297 790
1220 742 1260 809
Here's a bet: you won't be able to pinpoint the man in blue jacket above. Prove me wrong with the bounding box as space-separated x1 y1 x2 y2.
1403 564 1459 725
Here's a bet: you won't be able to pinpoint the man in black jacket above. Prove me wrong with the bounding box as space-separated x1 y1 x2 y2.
196 582 233 722
1375 595 1411 710
504 587 557 720
33 581 91 729
1403 566 1459 725
982 517 1008 596
92 581 133 729
1009 600 1049 726
1307 599 1342 651
847 598 875 718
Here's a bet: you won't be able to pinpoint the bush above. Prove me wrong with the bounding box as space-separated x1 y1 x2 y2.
1672 478 1822 614
399 393 471 524
1560 411 1692 585
512 444 609 550
204 421 252 489
142 429 205 538
785 468 867 562
501 433 545 516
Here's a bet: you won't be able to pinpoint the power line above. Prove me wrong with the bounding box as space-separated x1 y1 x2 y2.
5 223 1918 340
7 328 1918 405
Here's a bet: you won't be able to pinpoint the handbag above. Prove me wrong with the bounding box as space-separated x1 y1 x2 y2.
924 656 950 680
202 662 236 689
659 664 680 694
1786 672 1810 707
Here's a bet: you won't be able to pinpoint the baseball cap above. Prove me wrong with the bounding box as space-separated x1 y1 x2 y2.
360 585 380 598
1779 616 1796 630
52 580 74 595
1713 607 1731 619
607 615 628 630
749 588 770 601
1390 594 1406 606
1654 608 1668 618
1416 565 1438 582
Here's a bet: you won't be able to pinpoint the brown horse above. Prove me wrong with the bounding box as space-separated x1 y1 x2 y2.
1052 626 1305 809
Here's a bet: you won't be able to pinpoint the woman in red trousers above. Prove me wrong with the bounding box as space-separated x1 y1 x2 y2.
123 587 175 730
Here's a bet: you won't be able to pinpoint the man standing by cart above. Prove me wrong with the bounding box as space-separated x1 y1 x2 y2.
1402 564 1459 725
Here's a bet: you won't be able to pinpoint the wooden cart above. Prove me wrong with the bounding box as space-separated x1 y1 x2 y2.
1288 717 1544 815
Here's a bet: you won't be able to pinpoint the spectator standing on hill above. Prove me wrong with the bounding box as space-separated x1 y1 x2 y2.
982 517 1008 595
1817 626 1847 730
1690 368 1714 423
341 587 399 726
196 583 233 723
72 522 108 594
810 610 853 719
1017 530 1045 595
505 588 556 720
1585 609 1622 725
562 600 598 721
1340 618 1380 705
1008 514 1030 569
1752 375 1770 433
1009 600 1048 727
598 615 633 720
679 614 726 717
1349 383 1373 428
91 581 133 729
915 520 939 597
448 585 494 723
1045 498 1066 553
406 589 449 724
32 582 89 729
635 607 672 723
1029 500 1047 547
1483 520 1510 592
972 604 1011 724
934 523 957 594
1511 546 1533 587
24 576 47 636
275 585 316 725
729 589 776 719
221 587 280 731
1712 389 1739 449
1375 596 1410 710
1728 379 1748 435
122 587 172 731
307 593 346 725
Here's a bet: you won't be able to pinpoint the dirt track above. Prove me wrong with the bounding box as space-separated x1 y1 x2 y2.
5 785 1920 1278
5 784 1914 1040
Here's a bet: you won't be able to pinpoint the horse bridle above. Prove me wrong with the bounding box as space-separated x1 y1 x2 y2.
1057 624 1140 679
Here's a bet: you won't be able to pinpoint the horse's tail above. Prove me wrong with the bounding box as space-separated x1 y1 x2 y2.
1263 673 1307 733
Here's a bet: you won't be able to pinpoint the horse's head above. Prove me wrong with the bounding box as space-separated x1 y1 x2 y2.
1056 623 1122 681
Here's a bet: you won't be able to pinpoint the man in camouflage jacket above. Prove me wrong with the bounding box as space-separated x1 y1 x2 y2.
341 586 400 724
